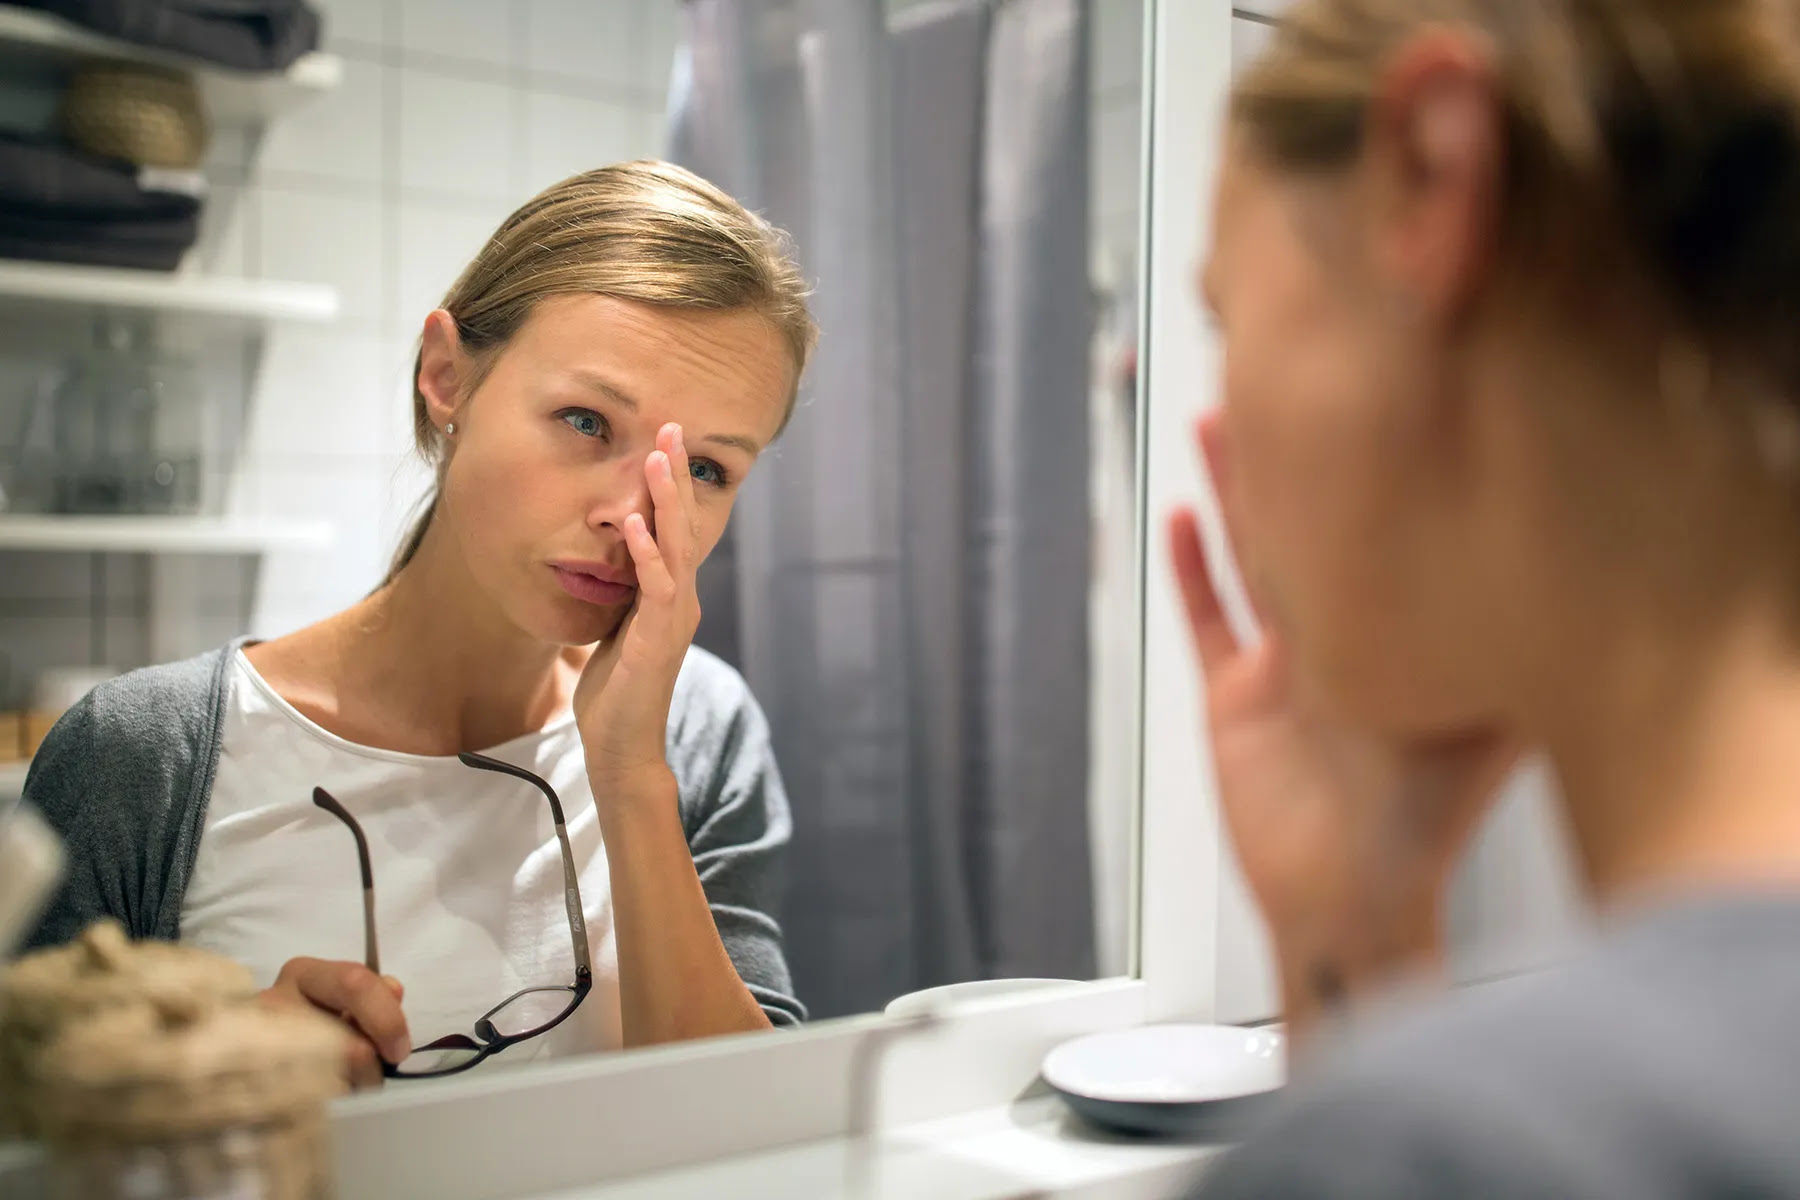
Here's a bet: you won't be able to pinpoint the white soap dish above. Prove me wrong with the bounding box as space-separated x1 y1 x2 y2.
1041 1023 1285 1138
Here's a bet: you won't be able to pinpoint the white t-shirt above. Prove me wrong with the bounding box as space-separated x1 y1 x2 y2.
180 652 623 1064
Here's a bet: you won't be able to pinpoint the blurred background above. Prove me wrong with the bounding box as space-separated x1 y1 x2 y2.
0 0 1149 1021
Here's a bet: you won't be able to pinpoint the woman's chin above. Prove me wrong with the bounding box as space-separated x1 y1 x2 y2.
533 597 630 646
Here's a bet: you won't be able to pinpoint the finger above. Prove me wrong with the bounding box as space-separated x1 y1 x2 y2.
623 511 678 613
1169 508 1240 673
664 423 700 541
1197 412 1276 627
644 437 694 579
343 1034 387 1091
289 960 412 1065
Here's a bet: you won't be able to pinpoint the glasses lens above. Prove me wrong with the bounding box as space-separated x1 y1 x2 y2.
397 1042 484 1075
484 986 579 1039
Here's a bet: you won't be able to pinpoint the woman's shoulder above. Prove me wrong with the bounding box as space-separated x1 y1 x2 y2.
665 647 785 814
671 644 754 710
26 644 238 820
667 645 768 748
47 644 235 755
1206 911 1800 1198
21 643 239 948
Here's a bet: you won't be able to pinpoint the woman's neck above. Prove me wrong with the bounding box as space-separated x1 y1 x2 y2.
1541 602 1800 909
303 522 581 756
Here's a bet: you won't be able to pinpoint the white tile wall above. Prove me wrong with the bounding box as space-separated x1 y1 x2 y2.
397 0 518 70
523 0 638 91
398 67 522 201
312 0 388 53
522 91 641 196
257 56 389 188
393 198 517 331
256 190 388 326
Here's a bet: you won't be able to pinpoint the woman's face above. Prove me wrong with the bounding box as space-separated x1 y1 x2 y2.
1202 96 1514 733
430 294 793 647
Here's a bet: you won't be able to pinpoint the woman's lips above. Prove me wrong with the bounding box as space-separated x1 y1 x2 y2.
552 566 636 607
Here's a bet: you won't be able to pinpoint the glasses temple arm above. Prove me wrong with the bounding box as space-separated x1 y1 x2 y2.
457 752 593 979
312 787 382 976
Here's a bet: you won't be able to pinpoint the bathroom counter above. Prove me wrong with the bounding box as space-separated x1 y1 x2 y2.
524 1094 1223 1200
0 1095 1226 1200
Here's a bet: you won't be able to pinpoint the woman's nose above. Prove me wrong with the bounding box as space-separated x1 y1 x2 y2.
588 467 656 537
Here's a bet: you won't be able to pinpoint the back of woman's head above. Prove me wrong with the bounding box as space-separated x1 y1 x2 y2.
388 160 816 579
1233 0 1800 396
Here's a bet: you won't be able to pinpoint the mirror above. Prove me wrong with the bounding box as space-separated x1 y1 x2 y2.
0 0 1149 1087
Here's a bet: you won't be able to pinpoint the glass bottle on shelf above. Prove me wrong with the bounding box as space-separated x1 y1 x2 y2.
48 318 210 516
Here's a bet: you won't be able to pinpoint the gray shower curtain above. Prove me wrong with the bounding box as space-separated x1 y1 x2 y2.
670 0 1093 1019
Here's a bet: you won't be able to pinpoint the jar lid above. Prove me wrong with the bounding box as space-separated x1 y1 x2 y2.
2 920 254 1043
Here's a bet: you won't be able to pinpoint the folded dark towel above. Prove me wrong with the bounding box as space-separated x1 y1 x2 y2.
0 134 202 221
14 0 322 72
0 208 198 270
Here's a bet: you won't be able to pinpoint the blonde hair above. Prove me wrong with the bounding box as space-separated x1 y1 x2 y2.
387 160 817 581
1233 0 1800 393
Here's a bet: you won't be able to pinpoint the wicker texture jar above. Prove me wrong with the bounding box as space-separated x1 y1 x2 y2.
60 62 209 169
0 921 254 1138
37 997 344 1200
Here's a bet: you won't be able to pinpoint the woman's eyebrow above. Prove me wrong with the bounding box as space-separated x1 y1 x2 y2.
568 370 640 411
699 432 763 457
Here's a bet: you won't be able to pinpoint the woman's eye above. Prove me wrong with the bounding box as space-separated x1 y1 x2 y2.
559 409 608 438
690 458 729 488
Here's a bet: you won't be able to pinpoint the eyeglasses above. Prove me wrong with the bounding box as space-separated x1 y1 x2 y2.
312 751 593 1079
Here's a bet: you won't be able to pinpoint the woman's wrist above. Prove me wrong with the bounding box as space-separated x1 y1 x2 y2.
585 757 678 829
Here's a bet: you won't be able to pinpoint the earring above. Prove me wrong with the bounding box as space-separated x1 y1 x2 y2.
445 422 456 436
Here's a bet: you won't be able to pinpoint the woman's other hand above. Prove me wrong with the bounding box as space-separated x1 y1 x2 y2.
1169 411 1518 1048
261 957 410 1090
575 423 704 806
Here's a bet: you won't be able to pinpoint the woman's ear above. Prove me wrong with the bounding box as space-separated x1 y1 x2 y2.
417 309 466 435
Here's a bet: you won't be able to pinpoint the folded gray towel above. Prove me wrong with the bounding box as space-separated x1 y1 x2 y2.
15 0 322 72
0 135 202 221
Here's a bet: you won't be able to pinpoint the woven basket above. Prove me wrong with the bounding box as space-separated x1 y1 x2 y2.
0 920 254 1137
38 1001 344 1200
60 62 209 169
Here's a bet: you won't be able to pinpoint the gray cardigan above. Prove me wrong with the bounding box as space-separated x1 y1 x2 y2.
22 642 805 1026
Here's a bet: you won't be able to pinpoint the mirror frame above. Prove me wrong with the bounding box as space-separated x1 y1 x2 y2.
319 4 1244 1194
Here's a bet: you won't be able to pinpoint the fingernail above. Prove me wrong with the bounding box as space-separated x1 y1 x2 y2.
672 426 684 453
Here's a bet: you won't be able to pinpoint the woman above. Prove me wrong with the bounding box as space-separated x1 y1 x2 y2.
1179 1 1800 1194
24 161 816 1088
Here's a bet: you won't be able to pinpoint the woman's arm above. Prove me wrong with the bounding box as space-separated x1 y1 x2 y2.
576 422 801 1047
595 764 774 1047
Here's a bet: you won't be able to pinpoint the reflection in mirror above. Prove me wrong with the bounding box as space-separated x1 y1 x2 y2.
0 0 1146 1099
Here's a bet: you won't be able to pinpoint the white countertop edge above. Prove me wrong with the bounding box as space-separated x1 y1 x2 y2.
524 1095 1225 1200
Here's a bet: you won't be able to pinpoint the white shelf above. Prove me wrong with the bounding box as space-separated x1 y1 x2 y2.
0 4 341 124
0 261 339 327
0 762 25 798
0 515 336 554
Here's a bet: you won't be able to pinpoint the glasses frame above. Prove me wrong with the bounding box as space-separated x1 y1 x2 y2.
312 750 594 1079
